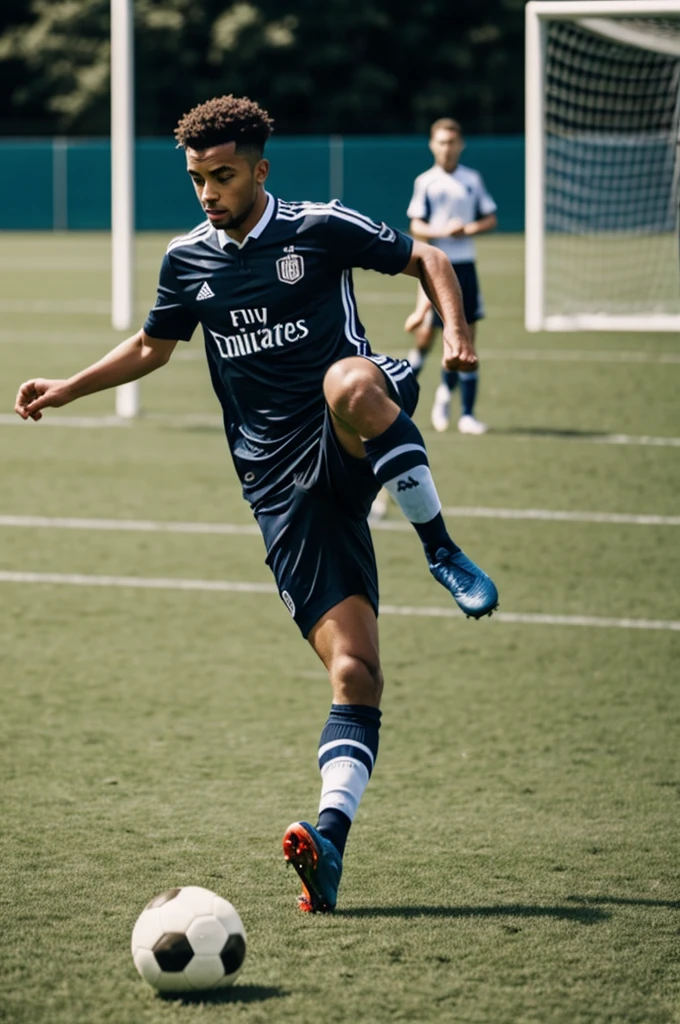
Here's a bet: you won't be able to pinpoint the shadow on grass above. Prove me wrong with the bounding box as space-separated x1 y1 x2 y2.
489 426 612 441
159 984 288 1005
567 895 680 910
335 904 609 924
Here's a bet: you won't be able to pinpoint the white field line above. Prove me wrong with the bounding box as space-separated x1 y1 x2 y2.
433 430 680 448
0 508 678 536
564 434 680 448
0 257 160 272
0 515 261 535
0 571 275 594
0 330 132 345
2 412 680 447
0 569 677 632
0 414 130 428
0 297 156 315
441 507 680 526
0 259 112 272
379 605 680 632
0 298 113 315
481 348 680 365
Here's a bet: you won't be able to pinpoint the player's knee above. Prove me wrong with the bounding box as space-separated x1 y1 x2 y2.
323 359 385 420
330 652 384 705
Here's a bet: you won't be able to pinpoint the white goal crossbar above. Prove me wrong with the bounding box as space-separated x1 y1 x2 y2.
525 0 680 332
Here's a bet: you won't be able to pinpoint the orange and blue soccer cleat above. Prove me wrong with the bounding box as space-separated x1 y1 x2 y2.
429 547 499 619
283 821 343 913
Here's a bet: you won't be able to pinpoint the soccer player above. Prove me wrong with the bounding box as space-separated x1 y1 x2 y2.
14 96 498 914
405 117 497 434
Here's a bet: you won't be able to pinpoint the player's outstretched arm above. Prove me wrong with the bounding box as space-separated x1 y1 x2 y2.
402 241 476 372
14 330 177 421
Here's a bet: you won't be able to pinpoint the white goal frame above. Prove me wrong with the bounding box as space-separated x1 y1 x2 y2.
111 0 139 417
525 0 680 332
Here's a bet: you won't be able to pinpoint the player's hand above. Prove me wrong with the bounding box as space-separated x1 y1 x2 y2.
445 218 466 237
441 330 478 372
15 378 71 421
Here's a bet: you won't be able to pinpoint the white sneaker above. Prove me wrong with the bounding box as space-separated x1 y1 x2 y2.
369 488 390 523
431 384 451 432
458 414 488 435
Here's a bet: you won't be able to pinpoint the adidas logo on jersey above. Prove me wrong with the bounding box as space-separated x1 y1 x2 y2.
196 281 215 301
397 476 420 492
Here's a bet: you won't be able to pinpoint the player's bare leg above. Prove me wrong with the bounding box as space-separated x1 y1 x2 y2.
283 595 382 912
453 322 486 435
430 322 486 435
324 358 401 456
324 357 498 618
429 326 452 433
428 320 465 433
406 309 435 379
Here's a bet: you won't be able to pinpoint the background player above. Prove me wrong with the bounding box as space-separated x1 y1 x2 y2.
406 117 497 434
14 95 498 915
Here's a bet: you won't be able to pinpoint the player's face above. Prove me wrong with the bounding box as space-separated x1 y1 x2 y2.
186 143 269 231
429 129 464 172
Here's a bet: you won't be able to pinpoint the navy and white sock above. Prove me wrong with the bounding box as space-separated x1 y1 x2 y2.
441 368 459 392
316 704 381 856
364 411 459 562
459 371 478 417
407 348 426 378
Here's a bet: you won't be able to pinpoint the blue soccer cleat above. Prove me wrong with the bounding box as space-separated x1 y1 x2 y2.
282 821 343 913
429 547 499 619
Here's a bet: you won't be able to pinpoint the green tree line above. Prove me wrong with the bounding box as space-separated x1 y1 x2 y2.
0 0 525 136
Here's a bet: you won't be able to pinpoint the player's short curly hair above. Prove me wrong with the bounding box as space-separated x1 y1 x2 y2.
174 95 274 154
430 117 462 138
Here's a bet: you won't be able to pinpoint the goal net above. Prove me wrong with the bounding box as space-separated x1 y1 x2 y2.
525 2 680 331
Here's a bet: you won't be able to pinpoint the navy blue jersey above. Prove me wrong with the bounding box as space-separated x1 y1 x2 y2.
144 194 413 510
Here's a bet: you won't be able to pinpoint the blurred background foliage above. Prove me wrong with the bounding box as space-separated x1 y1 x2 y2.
0 0 525 136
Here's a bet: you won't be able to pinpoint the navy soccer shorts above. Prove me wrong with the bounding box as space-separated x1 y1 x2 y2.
256 353 419 638
431 261 484 327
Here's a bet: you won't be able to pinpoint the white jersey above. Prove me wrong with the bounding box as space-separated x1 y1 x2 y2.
407 163 497 263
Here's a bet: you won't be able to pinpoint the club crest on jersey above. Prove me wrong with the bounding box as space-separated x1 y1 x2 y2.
276 246 304 285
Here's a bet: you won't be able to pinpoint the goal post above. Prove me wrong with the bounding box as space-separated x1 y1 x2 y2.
111 0 139 417
525 0 680 332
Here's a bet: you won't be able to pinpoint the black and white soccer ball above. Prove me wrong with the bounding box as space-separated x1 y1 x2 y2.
131 886 246 993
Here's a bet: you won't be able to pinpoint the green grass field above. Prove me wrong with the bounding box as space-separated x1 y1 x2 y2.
1 232 679 1024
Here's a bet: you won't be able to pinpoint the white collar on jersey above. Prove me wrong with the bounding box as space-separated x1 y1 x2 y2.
216 191 275 250
433 163 462 178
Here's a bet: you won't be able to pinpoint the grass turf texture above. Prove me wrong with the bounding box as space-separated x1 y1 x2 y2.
1 232 679 1024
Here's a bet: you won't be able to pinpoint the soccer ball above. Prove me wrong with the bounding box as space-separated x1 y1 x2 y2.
131 886 246 993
